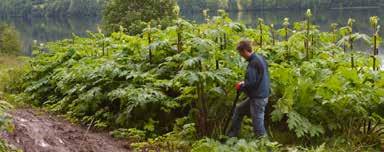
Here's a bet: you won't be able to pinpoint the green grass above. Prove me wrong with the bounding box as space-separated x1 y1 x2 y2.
0 55 23 152
0 55 25 92
0 55 24 75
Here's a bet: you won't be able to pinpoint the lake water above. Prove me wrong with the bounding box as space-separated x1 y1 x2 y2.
1 9 384 67
0 16 101 55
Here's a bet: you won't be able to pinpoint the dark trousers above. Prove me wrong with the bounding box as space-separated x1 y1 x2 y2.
228 97 268 137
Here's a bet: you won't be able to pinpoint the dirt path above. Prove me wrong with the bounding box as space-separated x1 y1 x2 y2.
1 108 130 152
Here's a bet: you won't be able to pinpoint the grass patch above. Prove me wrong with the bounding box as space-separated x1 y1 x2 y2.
0 55 27 106
0 55 24 152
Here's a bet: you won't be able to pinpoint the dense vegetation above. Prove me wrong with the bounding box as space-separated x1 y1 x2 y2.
3 9 383 151
0 24 21 55
103 0 178 34
0 0 105 17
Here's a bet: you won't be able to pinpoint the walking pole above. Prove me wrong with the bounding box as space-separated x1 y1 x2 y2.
223 91 241 135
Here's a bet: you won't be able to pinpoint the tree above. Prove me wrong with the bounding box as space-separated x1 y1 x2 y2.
103 0 178 34
0 24 21 55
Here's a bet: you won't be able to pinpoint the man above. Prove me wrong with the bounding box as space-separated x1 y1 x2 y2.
228 40 270 138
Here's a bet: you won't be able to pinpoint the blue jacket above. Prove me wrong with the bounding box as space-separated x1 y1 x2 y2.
240 53 270 99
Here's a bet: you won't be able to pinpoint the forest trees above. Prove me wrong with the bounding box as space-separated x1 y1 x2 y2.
103 0 178 34
45 0 105 17
0 24 21 55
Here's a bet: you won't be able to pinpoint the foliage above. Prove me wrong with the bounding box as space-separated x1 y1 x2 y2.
0 139 20 152
6 10 384 151
110 128 146 141
191 138 281 152
0 24 21 55
103 0 178 34
122 117 197 151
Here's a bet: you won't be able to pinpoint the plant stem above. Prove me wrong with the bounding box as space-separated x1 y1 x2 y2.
196 59 208 137
215 36 221 70
350 31 354 69
102 38 105 56
177 23 183 53
148 28 152 64
216 60 220 70
177 32 182 53
223 33 227 49
285 26 289 59
343 44 346 53
271 26 275 46
259 23 263 49
306 16 310 60
373 26 377 71
285 27 288 42
351 53 355 69
311 34 314 58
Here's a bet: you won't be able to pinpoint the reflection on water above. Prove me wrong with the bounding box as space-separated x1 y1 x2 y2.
0 9 383 59
0 16 100 55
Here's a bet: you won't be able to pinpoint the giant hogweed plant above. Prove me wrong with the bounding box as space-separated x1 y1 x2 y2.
8 10 384 146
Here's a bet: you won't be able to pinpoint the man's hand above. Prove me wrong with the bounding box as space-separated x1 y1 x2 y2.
235 81 244 91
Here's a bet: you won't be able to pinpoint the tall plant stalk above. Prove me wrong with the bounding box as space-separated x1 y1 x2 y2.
176 21 183 53
215 36 220 70
366 16 380 134
270 24 275 46
196 59 208 137
283 18 290 58
102 38 105 56
331 23 338 56
203 9 209 23
258 18 264 49
305 9 312 60
370 16 380 71
215 32 227 70
72 34 75 45
284 18 289 42
147 23 152 64
348 18 355 69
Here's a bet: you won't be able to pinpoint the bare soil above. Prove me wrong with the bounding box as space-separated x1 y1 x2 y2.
2 108 130 152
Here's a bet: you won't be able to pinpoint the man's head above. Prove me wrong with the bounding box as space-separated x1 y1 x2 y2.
236 40 253 60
